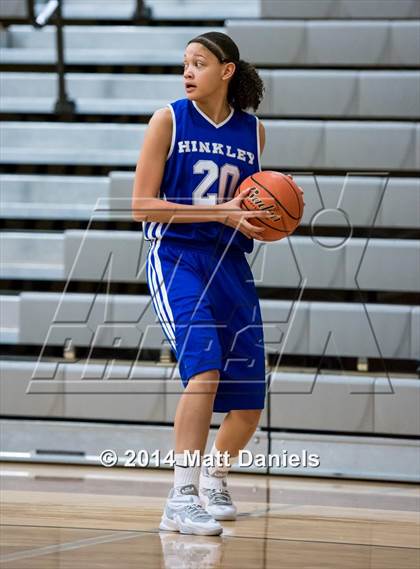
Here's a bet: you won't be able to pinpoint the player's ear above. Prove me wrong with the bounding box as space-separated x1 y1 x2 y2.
222 62 236 82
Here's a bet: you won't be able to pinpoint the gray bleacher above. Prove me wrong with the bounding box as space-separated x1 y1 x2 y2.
0 292 417 361
1 21 419 67
226 19 420 67
0 73 188 115
1 230 419 293
1 358 418 480
59 0 260 20
0 360 418 437
1 70 419 118
2 120 419 171
1 1 419 479
0 25 221 65
14 0 420 21
260 0 420 19
2 173 419 229
0 174 109 219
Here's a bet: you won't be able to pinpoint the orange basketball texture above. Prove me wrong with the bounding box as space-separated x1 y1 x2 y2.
233 171 305 241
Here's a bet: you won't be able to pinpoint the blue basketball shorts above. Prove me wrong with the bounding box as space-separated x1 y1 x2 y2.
145 238 267 413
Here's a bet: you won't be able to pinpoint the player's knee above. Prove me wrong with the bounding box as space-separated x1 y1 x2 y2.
188 368 220 393
230 409 262 428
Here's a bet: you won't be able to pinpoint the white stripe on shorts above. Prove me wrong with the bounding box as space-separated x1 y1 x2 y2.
147 240 176 352
152 237 176 333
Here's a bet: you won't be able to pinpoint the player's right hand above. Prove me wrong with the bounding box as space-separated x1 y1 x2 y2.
215 187 271 240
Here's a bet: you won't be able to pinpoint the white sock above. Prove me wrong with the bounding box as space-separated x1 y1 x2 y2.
173 451 201 490
201 442 239 489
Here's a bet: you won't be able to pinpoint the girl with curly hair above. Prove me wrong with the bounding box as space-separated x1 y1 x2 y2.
132 31 271 536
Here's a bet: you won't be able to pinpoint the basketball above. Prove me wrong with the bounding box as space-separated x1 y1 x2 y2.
233 170 305 241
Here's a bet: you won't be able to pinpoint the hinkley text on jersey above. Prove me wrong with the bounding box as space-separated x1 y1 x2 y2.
177 140 255 165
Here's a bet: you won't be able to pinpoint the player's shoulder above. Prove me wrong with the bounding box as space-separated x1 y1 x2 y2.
151 98 188 122
146 106 173 150
150 105 172 125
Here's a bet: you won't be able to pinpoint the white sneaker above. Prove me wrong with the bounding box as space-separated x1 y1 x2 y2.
199 466 237 521
159 483 223 536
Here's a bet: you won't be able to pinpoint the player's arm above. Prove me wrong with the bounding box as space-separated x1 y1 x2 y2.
132 107 237 224
259 119 265 155
132 107 170 221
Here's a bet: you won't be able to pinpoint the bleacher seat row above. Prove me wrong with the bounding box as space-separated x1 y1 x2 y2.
1 70 419 118
3 0 419 22
1 173 419 228
1 21 419 67
2 120 419 170
1 360 418 437
1 230 419 292
0 292 418 360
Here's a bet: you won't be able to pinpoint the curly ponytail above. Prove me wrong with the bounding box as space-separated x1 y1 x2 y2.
227 59 264 112
186 31 265 112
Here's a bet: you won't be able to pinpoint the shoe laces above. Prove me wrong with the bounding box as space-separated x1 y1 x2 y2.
208 488 232 505
185 502 213 521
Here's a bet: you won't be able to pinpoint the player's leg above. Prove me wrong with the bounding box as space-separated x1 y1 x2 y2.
148 243 224 534
199 251 266 520
215 408 262 456
199 410 262 521
160 368 223 535
174 368 220 456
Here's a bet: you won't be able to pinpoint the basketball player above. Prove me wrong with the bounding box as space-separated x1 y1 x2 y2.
132 32 286 536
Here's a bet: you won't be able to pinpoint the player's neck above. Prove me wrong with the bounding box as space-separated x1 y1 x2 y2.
192 97 232 125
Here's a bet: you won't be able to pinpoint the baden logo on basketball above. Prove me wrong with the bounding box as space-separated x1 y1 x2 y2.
234 170 306 241
247 187 283 223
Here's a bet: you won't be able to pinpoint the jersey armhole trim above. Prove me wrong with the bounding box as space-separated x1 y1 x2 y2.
255 115 262 172
166 103 176 161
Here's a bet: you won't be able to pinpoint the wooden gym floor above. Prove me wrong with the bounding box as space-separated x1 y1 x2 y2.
0 462 419 568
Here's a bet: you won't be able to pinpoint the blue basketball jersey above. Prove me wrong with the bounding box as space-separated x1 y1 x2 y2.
143 97 262 254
